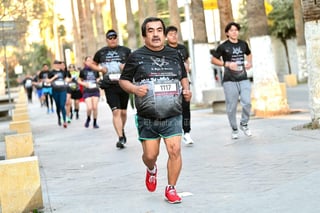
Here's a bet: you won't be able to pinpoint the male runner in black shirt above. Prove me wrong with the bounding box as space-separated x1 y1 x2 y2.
165 25 194 145
211 22 253 139
119 17 191 204
88 29 131 148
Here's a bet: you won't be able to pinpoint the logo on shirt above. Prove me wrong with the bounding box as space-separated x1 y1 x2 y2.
150 56 169 68
232 47 243 55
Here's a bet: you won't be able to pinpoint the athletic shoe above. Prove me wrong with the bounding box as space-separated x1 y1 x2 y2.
231 130 239 139
240 123 252 137
93 124 99 129
116 137 125 149
165 185 181 204
84 119 90 128
183 133 194 145
63 122 67 128
67 117 71 123
145 165 157 192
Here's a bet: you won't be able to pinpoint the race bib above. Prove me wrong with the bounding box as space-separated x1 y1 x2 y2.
88 82 98 89
68 82 77 90
154 83 178 96
54 80 65 86
109 73 121 81
25 79 32 87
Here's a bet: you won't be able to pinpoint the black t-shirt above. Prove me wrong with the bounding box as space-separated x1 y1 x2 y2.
33 74 42 89
23 77 33 88
93 45 131 86
39 70 52 88
167 43 189 62
213 39 251 82
48 69 68 91
120 46 187 119
79 67 100 93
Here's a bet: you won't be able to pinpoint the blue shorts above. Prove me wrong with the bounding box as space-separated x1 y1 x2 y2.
42 87 52 95
36 89 43 98
135 115 182 142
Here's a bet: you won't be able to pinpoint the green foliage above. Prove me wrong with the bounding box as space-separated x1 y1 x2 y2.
268 0 296 41
14 43 51 74
237 0 249 41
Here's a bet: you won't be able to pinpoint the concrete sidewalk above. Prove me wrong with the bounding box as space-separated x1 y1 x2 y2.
2 83 320 213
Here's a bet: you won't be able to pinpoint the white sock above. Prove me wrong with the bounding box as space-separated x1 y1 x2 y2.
147 166 156 174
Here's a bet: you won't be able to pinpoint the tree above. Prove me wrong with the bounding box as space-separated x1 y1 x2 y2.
301 0 320 129
110 0 118 32
190 0 216 103
137 0 147 45
93 0 106 50
217 0 234 40
268 0 296 74
191 0 207 43
247 0 289 116
147 0 157 17
84 0 96 56
293 0 307 82
168 0 182 42
76 0 89 58
125 0 138 50
15 43 51 73
71 0 82 65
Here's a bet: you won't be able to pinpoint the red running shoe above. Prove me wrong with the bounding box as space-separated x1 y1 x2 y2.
145 165 157 192
165 185 181 204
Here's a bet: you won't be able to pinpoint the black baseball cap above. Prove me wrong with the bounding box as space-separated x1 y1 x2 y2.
53 60 62 64
106 30 117 38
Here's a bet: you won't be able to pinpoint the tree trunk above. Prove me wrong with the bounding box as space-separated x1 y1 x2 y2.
301 0 320 128
282 38 292 74
304 21 320 128
146 0 157 17
93 0 106 49
191 0 207 43
293 0 307 82
138 0 146 45
168 0 182 43
77 0 88 57
190 0 215 103
125 0 137 50
40 1 55 61
217 0 233 41
110 0 118 32
84 0 96 56
247 0 268 36
247 0 289 117
71 0 82 66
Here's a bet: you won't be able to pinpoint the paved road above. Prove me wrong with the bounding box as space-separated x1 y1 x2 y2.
1 83 320 213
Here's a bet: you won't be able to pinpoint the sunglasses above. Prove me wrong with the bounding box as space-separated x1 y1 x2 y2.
107 36 117 40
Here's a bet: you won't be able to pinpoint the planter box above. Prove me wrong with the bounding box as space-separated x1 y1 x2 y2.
284 74 298 87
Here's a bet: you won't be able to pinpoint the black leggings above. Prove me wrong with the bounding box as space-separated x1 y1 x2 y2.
182 98 191 133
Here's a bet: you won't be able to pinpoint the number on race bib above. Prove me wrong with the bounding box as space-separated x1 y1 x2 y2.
154 83 178 96
109 73 121 81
